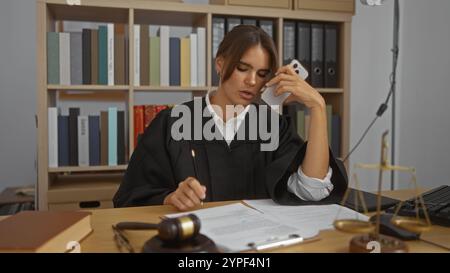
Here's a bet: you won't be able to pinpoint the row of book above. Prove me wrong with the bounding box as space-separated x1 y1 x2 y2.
133 25 206 87
48 107 128 167
47 24 127 85
283 104 341 157
211 16 275 86
133 105 172 148
283 21 340 88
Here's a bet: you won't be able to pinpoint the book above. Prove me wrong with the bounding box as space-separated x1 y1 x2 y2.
59 32 71 85
77 116 89 167
0 211 92 253
98 26 108 85
196 27 206 86
48 107 58 168
47 32 59 84
107 23 115 86
159 26 170 86
180 36 190 87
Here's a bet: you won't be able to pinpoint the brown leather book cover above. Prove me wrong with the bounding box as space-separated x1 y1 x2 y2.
140 25 149 86
0 211 92 253
114 34 125 85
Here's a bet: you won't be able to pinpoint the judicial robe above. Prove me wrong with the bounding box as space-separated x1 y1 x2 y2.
113 98 348 207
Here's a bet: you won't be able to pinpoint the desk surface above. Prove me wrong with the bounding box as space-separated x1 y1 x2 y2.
77 189 450 253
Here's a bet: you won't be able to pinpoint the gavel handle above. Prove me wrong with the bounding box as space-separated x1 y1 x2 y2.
115 222 159 230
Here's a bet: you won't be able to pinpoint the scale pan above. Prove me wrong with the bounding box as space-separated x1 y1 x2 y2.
391 216 431 233
334 219 376 234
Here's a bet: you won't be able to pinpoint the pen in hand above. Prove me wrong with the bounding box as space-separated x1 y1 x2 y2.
191 149 204 206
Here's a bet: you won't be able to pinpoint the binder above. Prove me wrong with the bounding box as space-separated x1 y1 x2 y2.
212 17 225 86
226 17 241 33
296 22 311 84
242 18 257 26
283 21 296 65
324 23 339 88
259 19 274 40
311 23 324 88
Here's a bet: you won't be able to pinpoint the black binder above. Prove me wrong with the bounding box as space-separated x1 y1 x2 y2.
68 108 80 166
283 21 296 65
324 23 339 88
82 29 91 84
226 17 241 33
311 23 324 88
212 17 225 86
296 22 311 84
259 19 274 40
117 111 125 165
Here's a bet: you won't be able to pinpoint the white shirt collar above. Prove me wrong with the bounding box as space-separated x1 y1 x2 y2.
205 90 251 145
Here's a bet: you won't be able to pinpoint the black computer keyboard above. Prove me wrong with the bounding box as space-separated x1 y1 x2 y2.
385 185 450 227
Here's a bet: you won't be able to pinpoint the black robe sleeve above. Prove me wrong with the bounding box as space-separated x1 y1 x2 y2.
113 109 178 207
266 114 348 205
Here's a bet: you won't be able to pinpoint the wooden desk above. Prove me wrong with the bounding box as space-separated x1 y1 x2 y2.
77 189 450 253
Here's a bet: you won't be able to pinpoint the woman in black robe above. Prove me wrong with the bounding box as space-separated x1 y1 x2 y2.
113 25 348 210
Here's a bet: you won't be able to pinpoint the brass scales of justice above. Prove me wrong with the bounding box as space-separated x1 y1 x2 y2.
333 130 431 253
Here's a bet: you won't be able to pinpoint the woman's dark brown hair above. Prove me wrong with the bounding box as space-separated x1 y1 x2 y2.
215 25 278 83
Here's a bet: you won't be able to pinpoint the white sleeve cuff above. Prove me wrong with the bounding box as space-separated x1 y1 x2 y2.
287 167 334 201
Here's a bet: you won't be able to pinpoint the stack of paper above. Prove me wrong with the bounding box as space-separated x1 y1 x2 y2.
166 200 368 252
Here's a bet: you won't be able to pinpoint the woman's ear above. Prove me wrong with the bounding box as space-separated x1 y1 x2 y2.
215 56 224 77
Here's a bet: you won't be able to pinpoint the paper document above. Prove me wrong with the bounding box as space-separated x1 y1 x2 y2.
165 201 369 252
165 203 308 252
244 199 369 238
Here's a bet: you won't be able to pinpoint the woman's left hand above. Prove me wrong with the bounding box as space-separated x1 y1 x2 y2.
265 64 325 110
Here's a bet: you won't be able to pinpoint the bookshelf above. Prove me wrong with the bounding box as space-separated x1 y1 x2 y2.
36 0 354 211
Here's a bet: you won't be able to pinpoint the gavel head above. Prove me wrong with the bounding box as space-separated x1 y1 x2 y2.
158 214 201 243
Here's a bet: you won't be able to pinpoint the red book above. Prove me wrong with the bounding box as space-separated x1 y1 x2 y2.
144 105 155 129
133 105 144 149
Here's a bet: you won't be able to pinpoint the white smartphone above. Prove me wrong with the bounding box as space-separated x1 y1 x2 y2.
261 59 309 113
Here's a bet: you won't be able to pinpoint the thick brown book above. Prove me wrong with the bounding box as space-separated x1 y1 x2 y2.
114 34 125 85
140 25 149 86
0 211 92 253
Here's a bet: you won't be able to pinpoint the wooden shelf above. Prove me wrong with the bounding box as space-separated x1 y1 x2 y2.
134 86 209 92
48 165 127 173
47 85 130 90
37 0 353 210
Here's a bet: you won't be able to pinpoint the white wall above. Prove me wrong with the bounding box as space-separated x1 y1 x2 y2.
0 0 37 192
396 0 450 190
349 0 396 191
349 0 450 191
1 0 450 193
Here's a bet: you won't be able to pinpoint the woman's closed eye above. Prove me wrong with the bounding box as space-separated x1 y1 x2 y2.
236 63 271 79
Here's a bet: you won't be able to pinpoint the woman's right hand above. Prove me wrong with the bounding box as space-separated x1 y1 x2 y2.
163 177 206 211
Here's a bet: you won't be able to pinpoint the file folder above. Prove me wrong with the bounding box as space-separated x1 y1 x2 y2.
212 17 225 86
311 23 324 87
325 23 339 88
283 21 296 65
297 22 311 84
